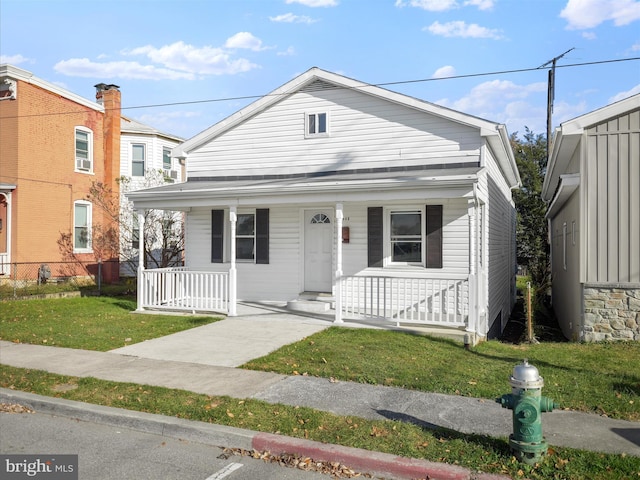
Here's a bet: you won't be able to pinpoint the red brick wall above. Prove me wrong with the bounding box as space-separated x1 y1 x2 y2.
0 79 121 281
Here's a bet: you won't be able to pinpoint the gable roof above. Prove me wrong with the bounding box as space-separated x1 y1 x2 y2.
172 67 519 188
121 115 183 142
542 93 640 201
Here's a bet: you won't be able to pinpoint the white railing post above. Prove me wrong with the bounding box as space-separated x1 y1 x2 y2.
228 207 237 316
334 203 344 323
136 210 145 312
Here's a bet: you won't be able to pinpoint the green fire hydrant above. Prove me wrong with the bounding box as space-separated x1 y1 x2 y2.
496 359 559 465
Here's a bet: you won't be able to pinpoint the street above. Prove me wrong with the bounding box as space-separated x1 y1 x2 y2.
0 410 342 480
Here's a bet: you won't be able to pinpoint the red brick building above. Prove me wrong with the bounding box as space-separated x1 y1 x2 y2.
0 64 121 283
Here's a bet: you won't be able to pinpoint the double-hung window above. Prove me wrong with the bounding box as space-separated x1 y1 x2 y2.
236 213 256 261
132 144 146 176
367 205 442 269
305 112 328 137
75 127 93 172
390 211 422 264
163 147 172 170
74 201 92 252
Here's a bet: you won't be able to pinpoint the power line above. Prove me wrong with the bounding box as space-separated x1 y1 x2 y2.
2 57 638 119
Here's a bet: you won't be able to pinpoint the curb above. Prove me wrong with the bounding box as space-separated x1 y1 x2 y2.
0 388 510 480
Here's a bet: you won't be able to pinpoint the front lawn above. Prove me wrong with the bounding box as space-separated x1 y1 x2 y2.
0 296 220 351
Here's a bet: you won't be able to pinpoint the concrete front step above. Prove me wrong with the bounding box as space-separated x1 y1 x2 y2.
286 299 332 313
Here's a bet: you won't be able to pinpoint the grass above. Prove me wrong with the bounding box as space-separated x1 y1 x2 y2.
0 296 220 351
243 327 640 421
1 365 638 480
1 295 639 479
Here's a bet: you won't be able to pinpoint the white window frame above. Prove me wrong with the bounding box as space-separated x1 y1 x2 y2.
384 206 425 267
131 143 146 177
305 111 329 138
235 211 256 262
162 146 172 170
73 200 92 253
74 127 94 173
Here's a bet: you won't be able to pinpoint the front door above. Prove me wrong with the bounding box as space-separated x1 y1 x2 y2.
304 210 333 292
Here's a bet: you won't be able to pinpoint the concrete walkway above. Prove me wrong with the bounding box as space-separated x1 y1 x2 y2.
1 302 638 476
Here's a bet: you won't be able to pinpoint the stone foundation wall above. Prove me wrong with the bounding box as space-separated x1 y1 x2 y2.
583 285 640 342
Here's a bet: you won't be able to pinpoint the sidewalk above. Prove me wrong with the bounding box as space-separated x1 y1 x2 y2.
1 303 638 477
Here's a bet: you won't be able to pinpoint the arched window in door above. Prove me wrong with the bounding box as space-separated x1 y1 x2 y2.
310 213 331 224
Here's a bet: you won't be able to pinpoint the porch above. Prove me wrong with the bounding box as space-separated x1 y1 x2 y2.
137 267 480 337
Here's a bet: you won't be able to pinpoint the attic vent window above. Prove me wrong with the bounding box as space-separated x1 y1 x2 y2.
306 112 329 138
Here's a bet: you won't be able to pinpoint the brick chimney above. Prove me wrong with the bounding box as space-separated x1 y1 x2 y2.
94 83 121 197
95 83 122 280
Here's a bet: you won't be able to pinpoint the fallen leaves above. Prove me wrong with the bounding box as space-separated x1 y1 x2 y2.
219 447 373 478
0 402 34 414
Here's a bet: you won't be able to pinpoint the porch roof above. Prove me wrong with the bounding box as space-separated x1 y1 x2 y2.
127 164 482 210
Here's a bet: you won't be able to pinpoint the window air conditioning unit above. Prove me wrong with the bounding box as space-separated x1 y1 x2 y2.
76 158 91 171
170 170 178 179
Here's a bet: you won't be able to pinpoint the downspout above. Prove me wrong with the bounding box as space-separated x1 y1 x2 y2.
334 203 344 323
228 206 237 316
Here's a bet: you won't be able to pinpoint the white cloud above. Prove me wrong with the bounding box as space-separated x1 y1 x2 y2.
224 32 269 51
463 0 495 10
426 20 503 39
285 0 337 6
581 31 597 39
0 54 30 65
631 42 640 50
54 58 196 80
437 79 549 134
124 41 259 75
395 0 458 11
277 46 297 56
560 0 640 29
270 13 318 23
432 65 456 78
609 83 640 102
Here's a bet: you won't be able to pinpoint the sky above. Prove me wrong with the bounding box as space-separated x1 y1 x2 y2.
1 0 639 141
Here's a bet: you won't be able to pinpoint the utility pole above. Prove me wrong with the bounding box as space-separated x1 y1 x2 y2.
540 48 574 159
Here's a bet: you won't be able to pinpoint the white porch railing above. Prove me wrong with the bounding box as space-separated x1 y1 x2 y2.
339 275 469 327
140 268 229 313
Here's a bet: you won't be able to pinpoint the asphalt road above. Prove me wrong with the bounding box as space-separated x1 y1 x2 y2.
0 411 336 480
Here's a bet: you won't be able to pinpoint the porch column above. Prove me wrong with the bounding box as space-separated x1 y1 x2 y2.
334 203 344 323
135 210 145 312
467 200 477 335
228 206 237 316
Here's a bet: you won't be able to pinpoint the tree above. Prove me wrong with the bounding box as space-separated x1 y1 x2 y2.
510 128 550 298
59 170 184 279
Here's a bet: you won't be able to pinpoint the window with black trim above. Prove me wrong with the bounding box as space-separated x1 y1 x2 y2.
367 205 442 268
211 209 269 264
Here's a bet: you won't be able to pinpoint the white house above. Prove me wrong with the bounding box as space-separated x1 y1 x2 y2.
119 116 184 275
127 68 520 341
542 94 640 341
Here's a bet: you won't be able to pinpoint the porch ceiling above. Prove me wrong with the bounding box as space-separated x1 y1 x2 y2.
127 166 481 210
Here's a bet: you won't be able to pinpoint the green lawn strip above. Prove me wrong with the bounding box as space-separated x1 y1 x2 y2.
1 366 637 480
0 297 220 351
242 328 640 421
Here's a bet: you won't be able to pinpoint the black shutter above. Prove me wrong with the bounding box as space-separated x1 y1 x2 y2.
256 208 269 264
367 207 384 267
426 205 443 268
211 209 224 263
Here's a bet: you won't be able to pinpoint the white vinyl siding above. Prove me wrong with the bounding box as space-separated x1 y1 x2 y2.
186 82 480 178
